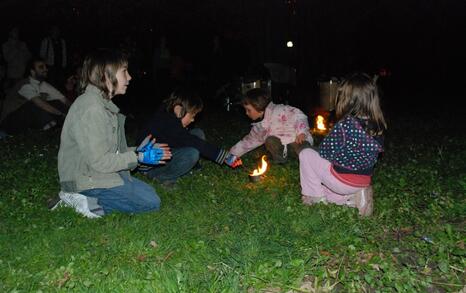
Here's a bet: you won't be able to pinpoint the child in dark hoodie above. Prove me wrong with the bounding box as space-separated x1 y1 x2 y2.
138 87 236 186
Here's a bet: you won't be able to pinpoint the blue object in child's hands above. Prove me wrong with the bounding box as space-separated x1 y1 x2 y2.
138 147 164 165
225 154 242 168
137 135 153 152
137 134 165 165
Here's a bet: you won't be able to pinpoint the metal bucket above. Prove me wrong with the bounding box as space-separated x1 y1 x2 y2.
241 78 272 96
318 80 339 111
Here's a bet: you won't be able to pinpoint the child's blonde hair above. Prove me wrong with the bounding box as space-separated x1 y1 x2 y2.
335 72 387 135
80 48 128 99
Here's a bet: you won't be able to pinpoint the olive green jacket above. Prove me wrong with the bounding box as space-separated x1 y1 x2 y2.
58 85 138 192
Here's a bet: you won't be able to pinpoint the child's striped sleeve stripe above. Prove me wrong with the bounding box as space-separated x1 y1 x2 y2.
215 149 229 165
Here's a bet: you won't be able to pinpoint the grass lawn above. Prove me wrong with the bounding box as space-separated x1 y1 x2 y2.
0 105 465 292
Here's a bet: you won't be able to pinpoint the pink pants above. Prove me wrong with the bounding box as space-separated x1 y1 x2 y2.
299 148 361 205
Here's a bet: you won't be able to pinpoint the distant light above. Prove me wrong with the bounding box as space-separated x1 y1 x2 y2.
286 41 293 48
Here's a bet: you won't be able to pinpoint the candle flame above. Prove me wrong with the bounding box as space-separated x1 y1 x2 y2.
250 155 268 176
316 115 327 130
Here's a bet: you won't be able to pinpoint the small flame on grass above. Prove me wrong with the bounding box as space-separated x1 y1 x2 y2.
250 155 268 176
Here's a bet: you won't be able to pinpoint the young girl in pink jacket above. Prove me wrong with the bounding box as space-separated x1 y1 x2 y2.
228 88 313 165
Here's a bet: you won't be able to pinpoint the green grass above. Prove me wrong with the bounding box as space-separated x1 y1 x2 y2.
0 109 465 292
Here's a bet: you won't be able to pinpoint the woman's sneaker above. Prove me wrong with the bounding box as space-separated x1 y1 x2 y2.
54 191 102 218
301 195 327 206
347 186 374 217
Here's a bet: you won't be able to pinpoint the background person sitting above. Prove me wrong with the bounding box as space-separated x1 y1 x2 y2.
0 57 70 135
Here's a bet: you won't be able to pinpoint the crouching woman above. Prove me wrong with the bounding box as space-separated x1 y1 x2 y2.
57 48 171 217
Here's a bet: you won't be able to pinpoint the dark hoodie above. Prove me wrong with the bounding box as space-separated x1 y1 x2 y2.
138 106 228 164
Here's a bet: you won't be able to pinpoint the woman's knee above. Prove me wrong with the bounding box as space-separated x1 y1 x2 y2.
136 189 161 211
131 178 161 211
145 193 161 211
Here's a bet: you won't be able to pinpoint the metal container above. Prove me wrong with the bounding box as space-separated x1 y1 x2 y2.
249 174 262 183
318 79 339 111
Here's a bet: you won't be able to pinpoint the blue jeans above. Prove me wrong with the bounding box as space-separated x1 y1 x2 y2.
144 128 204 182
80 173 160 214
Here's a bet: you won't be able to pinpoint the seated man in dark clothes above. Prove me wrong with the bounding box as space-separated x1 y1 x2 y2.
138 87 238 186
0 57 70 134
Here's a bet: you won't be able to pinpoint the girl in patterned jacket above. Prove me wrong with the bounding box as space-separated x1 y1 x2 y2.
228 88 313 166
299 72 387 216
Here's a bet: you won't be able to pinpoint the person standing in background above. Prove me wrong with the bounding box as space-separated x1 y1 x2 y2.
40 26 67 86
152 35 171 97
2 27 31 90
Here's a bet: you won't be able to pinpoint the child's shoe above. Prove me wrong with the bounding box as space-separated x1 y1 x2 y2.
301 195 327 206
348 186 373 217
55 191 102 218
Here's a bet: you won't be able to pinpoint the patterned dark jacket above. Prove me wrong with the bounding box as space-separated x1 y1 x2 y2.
319 115 383 177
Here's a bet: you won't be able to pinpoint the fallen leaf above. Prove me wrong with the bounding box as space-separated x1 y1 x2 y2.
57 271 70 288
400 226 413 233
457 240 464 250
357 251 375 264
320 250 331 256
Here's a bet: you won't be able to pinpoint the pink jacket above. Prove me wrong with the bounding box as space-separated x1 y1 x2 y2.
230 102 313 157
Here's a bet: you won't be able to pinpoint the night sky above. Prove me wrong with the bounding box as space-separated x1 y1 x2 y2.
2 0 465 109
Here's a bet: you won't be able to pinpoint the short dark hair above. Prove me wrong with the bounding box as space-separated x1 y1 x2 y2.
163 87 203 117
241 88 271 112
25 57 46 76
